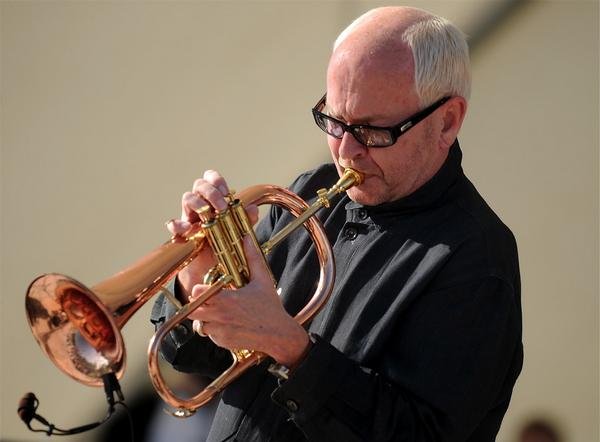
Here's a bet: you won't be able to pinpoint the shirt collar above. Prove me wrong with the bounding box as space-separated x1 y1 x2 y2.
345 140 463 217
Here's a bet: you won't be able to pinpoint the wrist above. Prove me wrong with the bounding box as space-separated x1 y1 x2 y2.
287 332 312 370
268 330 313 380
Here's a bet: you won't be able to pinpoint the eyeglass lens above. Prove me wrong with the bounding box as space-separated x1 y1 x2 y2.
315 113 394 147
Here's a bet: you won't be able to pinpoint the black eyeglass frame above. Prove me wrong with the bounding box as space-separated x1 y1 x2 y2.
311 94 451 148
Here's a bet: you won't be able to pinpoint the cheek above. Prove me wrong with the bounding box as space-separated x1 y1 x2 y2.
365 149 392 176
327 137 341 163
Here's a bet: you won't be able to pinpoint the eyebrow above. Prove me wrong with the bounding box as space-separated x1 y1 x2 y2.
323 103 390 126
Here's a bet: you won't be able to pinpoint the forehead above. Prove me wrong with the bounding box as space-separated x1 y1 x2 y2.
325 44 418 122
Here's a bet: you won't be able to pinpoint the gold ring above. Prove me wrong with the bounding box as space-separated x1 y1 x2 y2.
193 320 208 337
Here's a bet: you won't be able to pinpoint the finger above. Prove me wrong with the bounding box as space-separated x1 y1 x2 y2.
243 234 264 264
242 235 274 285
186 298 213 321
188 307 232 325
245 204 259 225
191 283 209 296
192 180 228 212
188 284 240 321
190 283 229 309
202 170 229 196
181 191 210 222
192 320 225 342
192 319 208 337
166 219 191 235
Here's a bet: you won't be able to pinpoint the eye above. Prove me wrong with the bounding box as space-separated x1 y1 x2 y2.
327 120 344 138
355 128 393 147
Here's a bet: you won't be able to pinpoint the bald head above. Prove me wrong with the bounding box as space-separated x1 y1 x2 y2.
330 6 471 106
333 6 430 53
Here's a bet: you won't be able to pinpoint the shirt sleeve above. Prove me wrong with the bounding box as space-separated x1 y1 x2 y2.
270 276 522 442
150 279 233 377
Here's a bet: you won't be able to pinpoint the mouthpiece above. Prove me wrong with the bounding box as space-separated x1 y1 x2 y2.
334 168 364 194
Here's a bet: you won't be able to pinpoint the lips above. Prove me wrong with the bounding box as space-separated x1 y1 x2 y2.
351 171 372 183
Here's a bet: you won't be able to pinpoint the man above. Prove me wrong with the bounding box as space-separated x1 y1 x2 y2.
152 6 522 441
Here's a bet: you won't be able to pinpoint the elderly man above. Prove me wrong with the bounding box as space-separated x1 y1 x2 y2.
152 6 522 441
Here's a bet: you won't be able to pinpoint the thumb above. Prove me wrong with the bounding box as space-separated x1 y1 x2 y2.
242 235 275 284
245 204 259 225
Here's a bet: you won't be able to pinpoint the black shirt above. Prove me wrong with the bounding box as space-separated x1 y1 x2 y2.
151 142 523 441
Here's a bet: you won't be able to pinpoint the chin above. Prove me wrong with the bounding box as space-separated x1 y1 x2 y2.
346 187 386 206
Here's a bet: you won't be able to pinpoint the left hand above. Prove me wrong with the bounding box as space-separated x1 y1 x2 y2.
188 236 310 367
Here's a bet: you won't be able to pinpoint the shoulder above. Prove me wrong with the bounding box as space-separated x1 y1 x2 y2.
442 174 520 288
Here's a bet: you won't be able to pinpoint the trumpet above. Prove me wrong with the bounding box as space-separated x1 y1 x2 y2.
25 168 362 416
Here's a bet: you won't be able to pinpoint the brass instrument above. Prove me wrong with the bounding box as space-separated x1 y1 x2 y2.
25 168 362 416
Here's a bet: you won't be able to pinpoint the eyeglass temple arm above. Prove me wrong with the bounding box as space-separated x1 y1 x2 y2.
392 96 451 136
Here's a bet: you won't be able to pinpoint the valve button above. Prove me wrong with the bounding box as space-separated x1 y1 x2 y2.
285 399 299 412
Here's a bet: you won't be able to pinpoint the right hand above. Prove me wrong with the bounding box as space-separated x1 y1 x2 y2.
166 170 258 301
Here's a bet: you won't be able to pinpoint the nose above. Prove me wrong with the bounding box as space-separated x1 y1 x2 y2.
338 131 367 164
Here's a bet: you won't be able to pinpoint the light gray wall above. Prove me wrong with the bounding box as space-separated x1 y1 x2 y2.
1 1 597 441
461 2 599 439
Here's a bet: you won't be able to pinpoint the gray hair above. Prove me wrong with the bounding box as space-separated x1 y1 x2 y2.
334 10 471 106
402 15 471 105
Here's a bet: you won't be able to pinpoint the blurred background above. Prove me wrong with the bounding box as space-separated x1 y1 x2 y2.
1 1 598 441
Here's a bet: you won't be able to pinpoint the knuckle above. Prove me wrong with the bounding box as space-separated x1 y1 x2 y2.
188 311 202 321
192 181 220 201
218 328 233 343
203 186 220 200
203 169 220 180
183 192 206 209
193 178 206 190
204 170 228 192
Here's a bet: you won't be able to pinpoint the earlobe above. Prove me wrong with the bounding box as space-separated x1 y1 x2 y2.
439 97 467 149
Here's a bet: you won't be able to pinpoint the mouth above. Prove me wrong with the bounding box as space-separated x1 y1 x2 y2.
340 168 364 185
348 170 370 182
337 163 374 186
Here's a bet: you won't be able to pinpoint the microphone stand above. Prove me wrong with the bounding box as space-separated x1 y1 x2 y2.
18 373 133 438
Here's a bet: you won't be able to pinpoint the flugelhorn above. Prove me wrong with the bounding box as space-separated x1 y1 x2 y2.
25 168 362 413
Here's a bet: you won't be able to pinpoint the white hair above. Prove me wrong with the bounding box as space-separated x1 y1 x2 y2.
402 15 471 105
333 10 471 106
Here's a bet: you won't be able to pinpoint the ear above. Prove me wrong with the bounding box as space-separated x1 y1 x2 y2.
438 96 467 150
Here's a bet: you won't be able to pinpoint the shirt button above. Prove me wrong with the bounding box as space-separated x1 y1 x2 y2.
175 324 188 336
285 399 299 412
344 226 358 240
357 208 368 220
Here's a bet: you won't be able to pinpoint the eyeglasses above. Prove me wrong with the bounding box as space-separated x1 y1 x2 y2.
311 94 450 148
